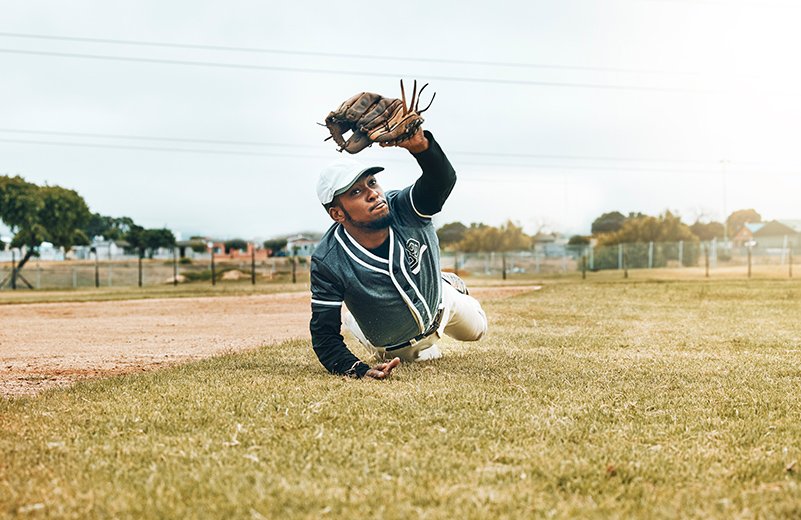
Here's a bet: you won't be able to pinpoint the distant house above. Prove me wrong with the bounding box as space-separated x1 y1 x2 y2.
220 241 269 261
0 242 65 262
732 222 764 247
532 232 568 257
176 239 210 259
70 238 130 260
750 220 800 249
286 235 319 256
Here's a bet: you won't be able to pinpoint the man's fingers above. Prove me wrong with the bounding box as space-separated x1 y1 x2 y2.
365 358 401 380
366 369 385 379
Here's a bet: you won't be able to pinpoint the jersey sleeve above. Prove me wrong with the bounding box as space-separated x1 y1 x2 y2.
409 131 456 218
309 257 370 378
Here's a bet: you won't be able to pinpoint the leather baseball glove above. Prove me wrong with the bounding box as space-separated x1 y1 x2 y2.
323 80 435 154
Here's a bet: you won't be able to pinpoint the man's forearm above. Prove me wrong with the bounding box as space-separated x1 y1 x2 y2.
310 311 370 378
411 131 456 215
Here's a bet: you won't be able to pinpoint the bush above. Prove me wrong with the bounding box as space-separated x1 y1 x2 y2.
182 269 213 282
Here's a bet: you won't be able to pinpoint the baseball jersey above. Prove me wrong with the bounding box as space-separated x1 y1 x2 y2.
309 131 456 377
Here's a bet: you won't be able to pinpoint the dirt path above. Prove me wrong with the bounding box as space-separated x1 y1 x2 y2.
0 286 539 397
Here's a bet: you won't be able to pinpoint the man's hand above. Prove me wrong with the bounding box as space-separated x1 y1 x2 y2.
380 128 429 154
364 357 401 379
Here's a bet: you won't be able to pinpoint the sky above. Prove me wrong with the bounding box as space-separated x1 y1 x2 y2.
2 0 801 241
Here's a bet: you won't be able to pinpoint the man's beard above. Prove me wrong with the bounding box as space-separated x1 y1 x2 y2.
342 207 392 230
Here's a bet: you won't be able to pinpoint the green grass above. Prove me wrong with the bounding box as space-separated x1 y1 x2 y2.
2 279 801 518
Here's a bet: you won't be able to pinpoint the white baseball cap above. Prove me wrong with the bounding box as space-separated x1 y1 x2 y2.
316 157 384 206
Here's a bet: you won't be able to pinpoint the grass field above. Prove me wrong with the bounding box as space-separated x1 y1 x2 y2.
2 278 801 518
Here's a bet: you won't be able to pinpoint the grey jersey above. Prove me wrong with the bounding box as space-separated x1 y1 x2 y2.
310 185 442 347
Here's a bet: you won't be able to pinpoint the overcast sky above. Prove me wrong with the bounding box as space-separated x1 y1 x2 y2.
2 0 801 240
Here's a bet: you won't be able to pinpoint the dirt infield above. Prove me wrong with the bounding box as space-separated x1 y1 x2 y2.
0 286 538 397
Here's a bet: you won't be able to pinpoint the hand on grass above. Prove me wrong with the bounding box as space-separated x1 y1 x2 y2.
365 357 401 379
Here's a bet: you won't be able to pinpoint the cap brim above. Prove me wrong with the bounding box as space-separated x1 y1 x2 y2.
332 166 385 198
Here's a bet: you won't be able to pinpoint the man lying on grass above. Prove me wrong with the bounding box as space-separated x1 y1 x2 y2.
310 127 488 379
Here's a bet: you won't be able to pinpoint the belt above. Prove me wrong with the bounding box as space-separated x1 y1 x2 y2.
385 306 445 352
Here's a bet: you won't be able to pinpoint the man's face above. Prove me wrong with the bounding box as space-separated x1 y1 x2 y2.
329 174 391 230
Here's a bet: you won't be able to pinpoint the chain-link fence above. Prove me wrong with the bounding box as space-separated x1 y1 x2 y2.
0 240 797 290
0 256 311 290
441 240 796 279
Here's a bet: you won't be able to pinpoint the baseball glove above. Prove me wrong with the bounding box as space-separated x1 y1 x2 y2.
323 80 435 154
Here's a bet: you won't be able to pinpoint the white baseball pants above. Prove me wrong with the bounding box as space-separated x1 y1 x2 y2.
343 282 488 362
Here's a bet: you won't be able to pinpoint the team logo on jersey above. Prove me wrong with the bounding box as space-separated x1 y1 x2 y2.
405 238 427 275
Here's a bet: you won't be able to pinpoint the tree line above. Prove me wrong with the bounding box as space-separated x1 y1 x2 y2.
1 175 175 288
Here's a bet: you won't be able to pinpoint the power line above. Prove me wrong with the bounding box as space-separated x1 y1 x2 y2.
2 136 788 175
0 48 709 94
0 128 310 149
0 137 332 160
0 127 744 165
0 31 702 77
640 0 799 7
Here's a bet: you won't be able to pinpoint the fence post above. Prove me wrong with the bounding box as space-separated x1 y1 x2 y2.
251 245 256 285
623 244 628 279
582 254 587 280
211 246 216 286
781 235 788 265
678 240 684 267
502 253 507 280
291 248 297 284
138 253 143 287
94 249 100 288
747 246 752 278
173 247 178 287
11 249 16 290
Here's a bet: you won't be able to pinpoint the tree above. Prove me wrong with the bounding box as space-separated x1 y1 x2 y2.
689 221 725 241
436 222 468 250
124 226 175 258
591 211 627 235
597 211 695 246
85 213 136 241
38 186 91 250
0 176 91 289
457 223 492 253
142 228 176 258
457 221 530 252
224 238 248 254
594 211 699 269
263 238 288 256
726 209 761 237
568 235 590 245
124 225 147 258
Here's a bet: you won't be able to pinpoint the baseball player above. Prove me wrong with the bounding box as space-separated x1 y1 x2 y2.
310 128 488 379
